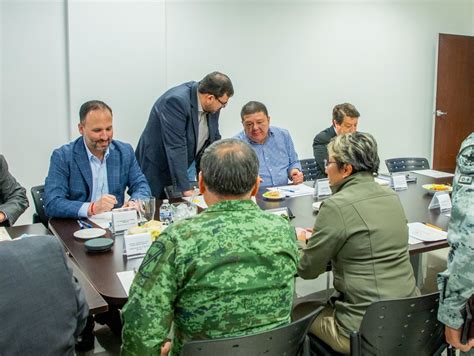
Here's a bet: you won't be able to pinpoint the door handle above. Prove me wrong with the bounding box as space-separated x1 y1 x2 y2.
435 110 447 117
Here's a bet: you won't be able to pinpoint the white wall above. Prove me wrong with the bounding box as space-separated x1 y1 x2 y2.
1 0 473 225
1 0 69 225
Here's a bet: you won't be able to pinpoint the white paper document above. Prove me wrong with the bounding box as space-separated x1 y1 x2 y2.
413 169 454 178
315 179 332 198
183 195 208 209
0 227 11 241
269 184 314 197
117 270 136 296
89 212 113 229
392 175 408 191
407 222 447 243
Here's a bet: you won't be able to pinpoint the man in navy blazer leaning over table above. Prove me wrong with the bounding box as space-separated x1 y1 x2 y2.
44 100 151 219
135 71 234 199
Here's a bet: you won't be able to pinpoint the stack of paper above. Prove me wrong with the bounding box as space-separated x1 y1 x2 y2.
407 222 447 245
268 184 314 197
89 212 112 229
413 170 454 178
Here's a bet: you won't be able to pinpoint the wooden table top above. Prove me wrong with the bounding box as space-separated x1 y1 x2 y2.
49 172 453 305
6 223 108 314
255 173 452 255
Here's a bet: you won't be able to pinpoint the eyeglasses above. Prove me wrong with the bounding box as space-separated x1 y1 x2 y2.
214 96 228 108
324 159 338 168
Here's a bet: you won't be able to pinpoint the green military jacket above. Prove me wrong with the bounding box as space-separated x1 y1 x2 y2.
438 133 474 328
121 199 299 355
298 172 417 337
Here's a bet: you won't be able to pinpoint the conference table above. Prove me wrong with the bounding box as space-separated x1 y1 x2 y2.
48 172 452 308
5 223 108 315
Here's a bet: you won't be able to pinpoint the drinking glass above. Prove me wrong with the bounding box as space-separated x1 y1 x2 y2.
140 197 156 222
171 201 197 222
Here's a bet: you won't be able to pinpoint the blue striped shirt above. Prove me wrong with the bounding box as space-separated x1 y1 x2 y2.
78 139 110 217
235 126 302 188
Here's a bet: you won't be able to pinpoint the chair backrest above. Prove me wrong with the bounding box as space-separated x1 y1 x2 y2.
181 306 323 356
357 292 446 356
300 158 319 182
30 185 48 227
385 157 430 173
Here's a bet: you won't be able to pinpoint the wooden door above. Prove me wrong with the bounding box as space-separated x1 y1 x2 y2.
433 33 474 172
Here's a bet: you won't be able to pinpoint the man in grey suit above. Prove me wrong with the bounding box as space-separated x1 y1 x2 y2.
312 103 360 179
135 71 234 198
0 235 88 355
0 154 29 226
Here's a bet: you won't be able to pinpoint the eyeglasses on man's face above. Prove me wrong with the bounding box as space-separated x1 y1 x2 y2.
324 159 338 169
214 95 228 108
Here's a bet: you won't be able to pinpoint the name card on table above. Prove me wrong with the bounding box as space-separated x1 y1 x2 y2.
392 175 408 191
112 208 138 234
123 232 152 259
428 191 452 212
315 178 332 198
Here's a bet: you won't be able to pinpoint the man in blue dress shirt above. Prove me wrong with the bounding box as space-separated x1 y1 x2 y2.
44 100 151 351
235 101 303 188
44 100 151 219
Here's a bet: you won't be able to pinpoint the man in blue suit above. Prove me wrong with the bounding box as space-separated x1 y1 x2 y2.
135 71 234 198
44 100 151 219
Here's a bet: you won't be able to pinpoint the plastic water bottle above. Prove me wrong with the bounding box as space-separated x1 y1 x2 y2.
159 199 173 224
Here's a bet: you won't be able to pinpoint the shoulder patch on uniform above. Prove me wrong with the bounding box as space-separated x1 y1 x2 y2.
458 175 473 185
458 145 474 174
138 241 165 278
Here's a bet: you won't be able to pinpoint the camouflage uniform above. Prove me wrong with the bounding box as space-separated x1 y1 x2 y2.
438 133 474 353
121 199 299 355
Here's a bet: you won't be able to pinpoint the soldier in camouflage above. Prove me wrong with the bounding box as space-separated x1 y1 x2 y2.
438 132 474 354
121 138 299 355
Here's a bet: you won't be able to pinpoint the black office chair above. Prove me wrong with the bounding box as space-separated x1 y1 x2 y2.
385 157 430 173
309 292 451 356
181 306 324 356
300 158 319 182
30 185 48 227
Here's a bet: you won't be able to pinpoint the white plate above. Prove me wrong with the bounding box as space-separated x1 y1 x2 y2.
262 191 285 200
73 228 107 239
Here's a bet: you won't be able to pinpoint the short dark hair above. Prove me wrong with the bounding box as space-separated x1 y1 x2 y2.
328 132 380 174
79 100 112 124
240 101 269 120
200 139 259 196
332 103 360 125
198 71 234 98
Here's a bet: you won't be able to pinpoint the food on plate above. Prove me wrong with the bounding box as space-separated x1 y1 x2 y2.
423 184 452 191
127 220 164 241
263 191 284 199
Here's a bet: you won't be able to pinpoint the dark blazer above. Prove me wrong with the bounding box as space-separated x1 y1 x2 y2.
44 137 151 218
0 235 89 355
135 81 221 198
312 126 336 180
0 154 29 226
